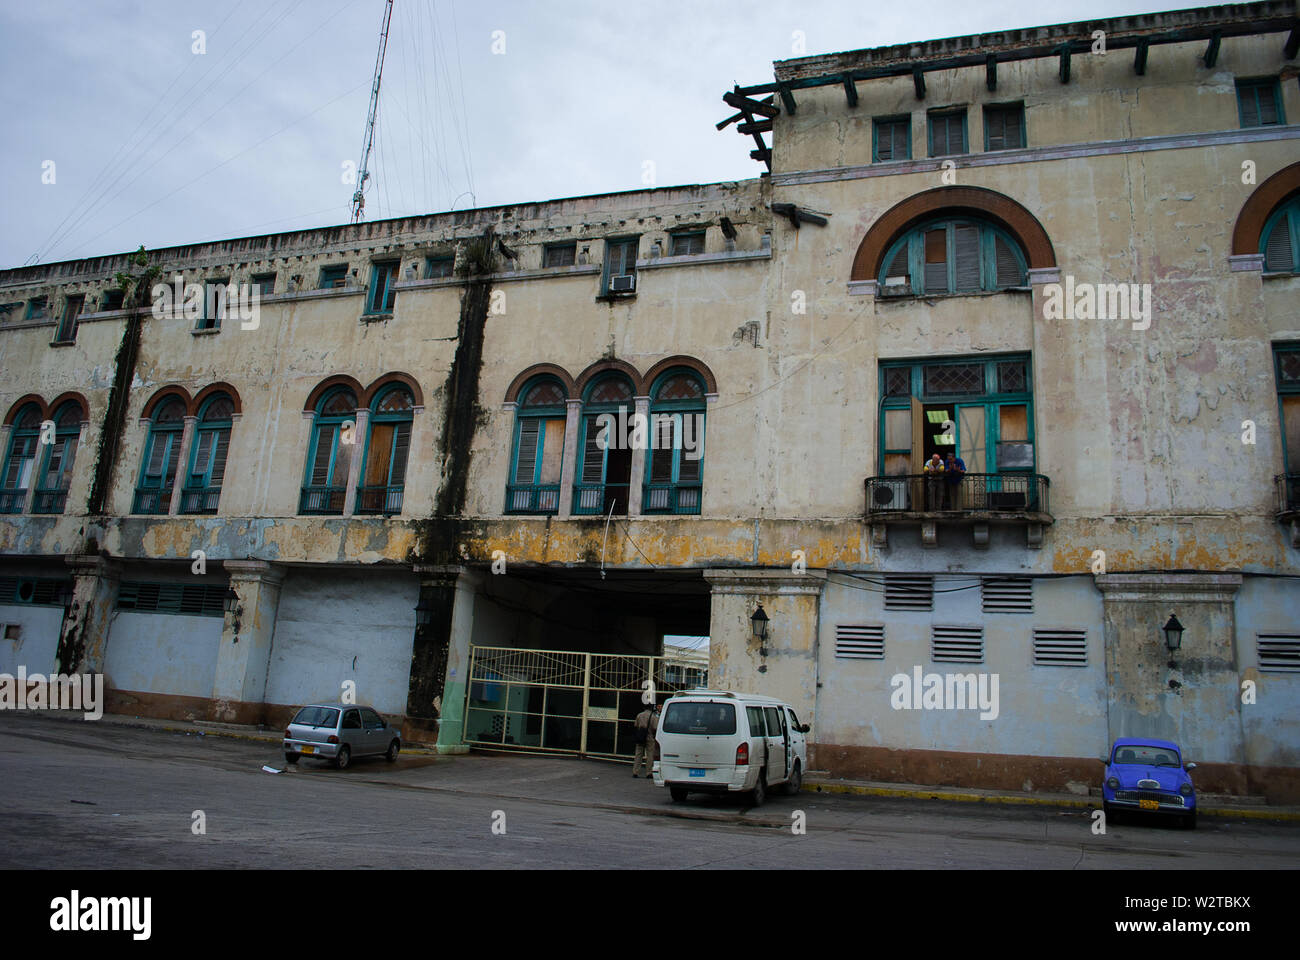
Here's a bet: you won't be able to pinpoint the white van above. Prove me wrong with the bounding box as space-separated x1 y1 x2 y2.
653 690 809 806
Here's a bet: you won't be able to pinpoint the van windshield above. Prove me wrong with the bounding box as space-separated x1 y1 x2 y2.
662 701 736 735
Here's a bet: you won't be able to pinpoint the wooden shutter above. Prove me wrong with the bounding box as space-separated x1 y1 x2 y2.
1284 396 1300 474
164 432 181 488
581 418 605 483
191 431 215 482
910 396 925 473
986 111 1005 150
211 430 229 487
366 423 394 485
514 420 540 484
885 245 909 281
1264 218 1294 272
678 427 702 483
1240 87 1260 126
994 235 1023 287
310 425 336 484
953 224 981 291
1003 107 1022 148
924 229 947 292
57 436 77 488
650 417 674 483
1258 85 1279 125
931 116 948 155
538 418 565 484
391 422 411 483
146 432 169 479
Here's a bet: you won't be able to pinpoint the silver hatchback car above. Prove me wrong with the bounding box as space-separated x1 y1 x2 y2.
284 704 400 769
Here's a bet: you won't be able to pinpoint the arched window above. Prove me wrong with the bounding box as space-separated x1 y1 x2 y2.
1261 195 1300 273
644 370 706 515
134 397 186 514
506 377 566 514
181 394 234 514
32 402 83 514
1 404 42 514
358 385 414 515
878 217 1027 295
300 387 357 515
575 374 634 515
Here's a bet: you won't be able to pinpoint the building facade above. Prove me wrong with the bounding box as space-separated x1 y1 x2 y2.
2 3 1298 800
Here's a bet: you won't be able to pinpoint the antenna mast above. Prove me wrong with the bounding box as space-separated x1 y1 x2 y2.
351 0 395 223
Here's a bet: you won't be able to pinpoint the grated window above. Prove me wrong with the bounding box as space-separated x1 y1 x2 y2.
835 624 884 659
982 577 1033 613
1258 634 1300 673
885 575 933 612
1033 628 1087 666
932 625 984 663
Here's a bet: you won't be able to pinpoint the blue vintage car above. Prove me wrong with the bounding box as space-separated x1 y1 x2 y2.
1101 737 1197 828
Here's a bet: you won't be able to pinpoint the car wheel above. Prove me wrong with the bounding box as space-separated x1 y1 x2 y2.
335 745 351 770
669 787 688 802
386 739 400 762
749 772 767 807
285 753 299 765
783 761 802 796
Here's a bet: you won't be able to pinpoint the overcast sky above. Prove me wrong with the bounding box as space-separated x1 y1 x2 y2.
2 0 1215 268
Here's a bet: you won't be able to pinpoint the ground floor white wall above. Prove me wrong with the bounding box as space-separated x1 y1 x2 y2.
0 603 64 676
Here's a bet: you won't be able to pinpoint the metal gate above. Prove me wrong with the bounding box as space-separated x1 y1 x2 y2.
462 645 708 760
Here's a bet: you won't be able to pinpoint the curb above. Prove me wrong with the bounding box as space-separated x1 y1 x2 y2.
805 780 1300 822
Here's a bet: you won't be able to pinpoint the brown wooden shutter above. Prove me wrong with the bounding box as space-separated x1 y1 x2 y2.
581 418 605 483
311 426 335 484
994 235 1024 287
1265 218 1293 272
514 419 540 484
924 229 948 292
954 224 981 291
211 430 229 487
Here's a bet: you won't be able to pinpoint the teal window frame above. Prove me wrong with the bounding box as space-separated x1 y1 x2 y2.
366 260 399 315
182 394 233 511
643 368 706 515
877 216 1027 294
356 384 414 514
1260 196 1300 274
1 403 42 512
506 376 567 514
25 296 48 321
54 295 83 343
574 374 635 513
983 102 1026 151
319 264 349 289
32 402 82 514
873 115 911 162
251 272 276 296
879 354 1034 475
101 289 125 311
1275 343 1300 474
198 278 228 330
602 237 639 294
927 109 968 157
1236 77 1285 128
135 398 186 513
669 231 705 256
424 256 454 279
301 386 357 514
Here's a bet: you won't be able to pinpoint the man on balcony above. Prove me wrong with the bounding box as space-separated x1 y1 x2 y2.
923 453 945 511
943 452 966 509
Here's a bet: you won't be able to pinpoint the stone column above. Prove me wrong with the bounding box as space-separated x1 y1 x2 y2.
55 555 120 675
557 399 582 518
210 560 284 724
409 564 477 753
1095 572 1245 793
702 568 828 730
168 415 197 515
342 408 369 516
628 396 650 515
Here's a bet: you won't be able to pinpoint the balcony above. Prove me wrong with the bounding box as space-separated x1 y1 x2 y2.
132 487 173 515
0 489 27 514
30 489 68 514
356 484 404 516
1276 474 1300 546
505 484 560 515
642 483 702 515
299 485 346 515
864 472 1052 548
180 486 222 515
573 483 629 516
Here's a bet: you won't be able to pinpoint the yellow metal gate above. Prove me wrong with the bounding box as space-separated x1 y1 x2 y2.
462 645 708 760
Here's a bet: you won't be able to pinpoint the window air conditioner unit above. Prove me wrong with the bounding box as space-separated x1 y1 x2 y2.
610 274 636 293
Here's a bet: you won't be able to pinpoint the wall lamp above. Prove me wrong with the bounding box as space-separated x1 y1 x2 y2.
1162 613 1184 653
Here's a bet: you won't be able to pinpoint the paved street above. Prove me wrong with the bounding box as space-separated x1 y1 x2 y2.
2 714 1297 869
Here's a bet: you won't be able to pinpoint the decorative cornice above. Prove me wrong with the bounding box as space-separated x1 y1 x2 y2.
1093 572 1243 603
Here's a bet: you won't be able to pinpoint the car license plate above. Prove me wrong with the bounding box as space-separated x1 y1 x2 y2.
689 768 705 778
1139 798 1158 811
301 745 315 754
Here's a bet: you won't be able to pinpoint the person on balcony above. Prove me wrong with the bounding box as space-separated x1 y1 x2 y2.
943 452 966 509
923 453 945 510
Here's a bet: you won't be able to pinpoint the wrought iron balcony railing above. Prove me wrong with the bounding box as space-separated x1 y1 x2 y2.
180 486 222 514
865 472 1051 518
505 484 560 515
298 484 346 515
132 487 173 515
356 484 404 516
573 483 629 516
0 489 27 514
642 483 702 515
30 488 69 514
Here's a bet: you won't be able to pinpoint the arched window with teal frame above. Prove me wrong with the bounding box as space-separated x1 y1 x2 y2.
357 384 414 515
32 402 83 514
181 394 234 514
878 216 1028 296
1 403 42 514
643 369 706 515
300 387 357 515
133 396 186 514
1261 195 1300 273
506 377 567 514
574 373 634 515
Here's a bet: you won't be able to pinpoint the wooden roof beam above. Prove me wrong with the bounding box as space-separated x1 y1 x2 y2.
716 110 748 131
1285 24 1299 59
1203 30 1221 68
913 65 925 99
843 74 858 107
777 84 797 115
1134 37 1149 74
723 90 779 118
736 119 773 134
986 54 997 91
1058 44 1071 83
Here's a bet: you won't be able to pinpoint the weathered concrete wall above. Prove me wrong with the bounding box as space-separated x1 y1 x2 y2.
263 568 417 716
0 603 64 675
103 611 220 699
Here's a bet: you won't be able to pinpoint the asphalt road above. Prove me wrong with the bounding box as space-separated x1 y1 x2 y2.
2 714 1297 870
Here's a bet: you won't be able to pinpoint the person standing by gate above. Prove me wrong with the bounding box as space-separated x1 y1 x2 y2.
632 702 658 778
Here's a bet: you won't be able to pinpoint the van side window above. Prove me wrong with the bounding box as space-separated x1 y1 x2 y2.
787 708 802 730
763 706 785 737
746 705 766 737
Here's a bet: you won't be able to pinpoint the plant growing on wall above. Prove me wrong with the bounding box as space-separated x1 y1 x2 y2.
113 245 163 308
